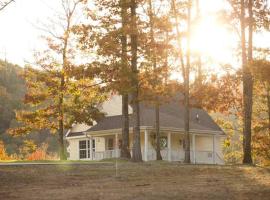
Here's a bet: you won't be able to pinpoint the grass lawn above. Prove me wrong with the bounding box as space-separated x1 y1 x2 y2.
0 161 270 200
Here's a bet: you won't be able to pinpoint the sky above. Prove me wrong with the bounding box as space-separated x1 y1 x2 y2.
0 0 61 65
0 0 269 68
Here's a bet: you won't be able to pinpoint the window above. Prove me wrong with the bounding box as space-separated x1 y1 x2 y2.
88 140 96 158
107 138 114 150
160 137 168 148
79 140 87 159
79 139 95 159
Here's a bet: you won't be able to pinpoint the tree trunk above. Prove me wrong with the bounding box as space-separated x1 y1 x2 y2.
155 104 162 160
58 116 65 160
184 0 191 164
148 0 162 160
121 94 131 158
58 74 66 160
267 87 270 134
57 13 71 161
242 0 253 164
130 0 142 162
120 0 131 159
195 0 203 108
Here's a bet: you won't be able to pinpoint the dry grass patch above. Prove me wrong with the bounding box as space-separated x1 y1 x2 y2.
0 162 269 200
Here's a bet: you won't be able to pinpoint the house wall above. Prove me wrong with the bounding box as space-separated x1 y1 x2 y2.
67 137 106 160
67 132 224 164
67 138 81 160
95 137 106 152
195 135 213 151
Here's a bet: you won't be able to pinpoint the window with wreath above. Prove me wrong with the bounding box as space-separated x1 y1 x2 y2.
150 133 168 150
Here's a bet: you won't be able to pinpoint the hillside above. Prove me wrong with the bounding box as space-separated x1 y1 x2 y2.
0 60 25 133
0 60 58 155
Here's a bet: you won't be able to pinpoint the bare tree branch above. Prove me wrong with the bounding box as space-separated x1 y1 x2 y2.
0 0 15 12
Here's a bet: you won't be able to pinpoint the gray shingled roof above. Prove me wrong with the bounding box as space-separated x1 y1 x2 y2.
67 101 224 137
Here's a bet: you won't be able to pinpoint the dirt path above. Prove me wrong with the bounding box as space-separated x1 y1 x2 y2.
0 162 269 200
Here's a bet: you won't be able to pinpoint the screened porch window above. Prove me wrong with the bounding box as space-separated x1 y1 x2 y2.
107 138 114 150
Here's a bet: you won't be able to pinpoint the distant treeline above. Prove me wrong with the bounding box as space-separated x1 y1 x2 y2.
0 60 57 155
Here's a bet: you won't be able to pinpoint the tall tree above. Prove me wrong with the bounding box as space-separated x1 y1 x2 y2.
241 0 253 164
78 0 137 159
147 0 162 160
228 0 270 164
183 0 191 163
120 0 131 159
130 0 142 162
10 0 105 160
171 0 192 163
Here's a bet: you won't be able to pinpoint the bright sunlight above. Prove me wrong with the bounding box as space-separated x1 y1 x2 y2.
190 16 235 63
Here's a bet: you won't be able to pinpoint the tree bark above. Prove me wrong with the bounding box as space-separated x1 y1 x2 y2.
57 7 73 161
267 87 270 134
242 0 253 164
58 86 66 160
195 0 203 108
184 0 191 164
148 0 162 160
120 0 131 159
121 94 131 158
130 0 142 162
155 104 162 160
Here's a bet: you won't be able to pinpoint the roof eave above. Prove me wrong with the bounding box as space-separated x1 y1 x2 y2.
85 126 225 137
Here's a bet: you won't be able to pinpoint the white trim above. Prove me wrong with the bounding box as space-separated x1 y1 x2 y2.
84 126 224 136
192 134 196 164
66 135 86 140
115 133 119 157
90 136 93 160
213 135 216 164
144 130 148 161
168 132 172 162
65 129 71 137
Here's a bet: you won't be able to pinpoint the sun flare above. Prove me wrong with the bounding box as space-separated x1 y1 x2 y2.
190 17 235 63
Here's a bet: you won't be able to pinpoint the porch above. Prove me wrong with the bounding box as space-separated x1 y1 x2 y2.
84 129 224 164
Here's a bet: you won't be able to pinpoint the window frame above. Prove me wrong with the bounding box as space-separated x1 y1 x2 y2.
79 139 95 159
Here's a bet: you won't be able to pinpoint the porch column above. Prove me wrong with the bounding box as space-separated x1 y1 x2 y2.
115 133 119 158
168 132 172 162
192 134 196 164
213 135 216 164
144 129 148 161
89 136 93 160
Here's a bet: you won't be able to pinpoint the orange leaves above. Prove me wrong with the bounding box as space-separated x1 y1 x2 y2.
26 143 55 161
252 130 270 165
0 141 11 161
190 72 243 115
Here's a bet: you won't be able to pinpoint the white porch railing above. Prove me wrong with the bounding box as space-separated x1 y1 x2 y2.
145 149 185 161
144 149 224 164
93 149 121 160
92 148 224 164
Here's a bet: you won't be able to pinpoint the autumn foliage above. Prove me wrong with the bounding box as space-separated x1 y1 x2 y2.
0 140 11 160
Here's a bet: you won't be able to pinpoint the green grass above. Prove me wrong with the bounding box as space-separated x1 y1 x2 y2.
0 159 110 164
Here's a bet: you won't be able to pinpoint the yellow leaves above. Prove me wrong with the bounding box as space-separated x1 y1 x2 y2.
251 59 270 84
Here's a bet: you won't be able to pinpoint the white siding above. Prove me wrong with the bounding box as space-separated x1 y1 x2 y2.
67 138 81 160
67 137 105 160
67 133 225 164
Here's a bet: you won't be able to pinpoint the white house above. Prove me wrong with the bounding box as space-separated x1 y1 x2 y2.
66 95 226 164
